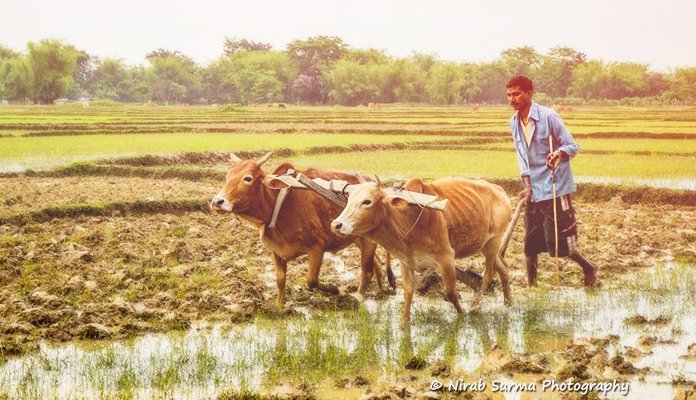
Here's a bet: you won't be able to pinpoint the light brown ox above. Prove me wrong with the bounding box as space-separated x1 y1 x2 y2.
210 152 394 307
331 177 512 322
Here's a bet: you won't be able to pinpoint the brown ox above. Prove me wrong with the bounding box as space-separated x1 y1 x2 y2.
331 177 512 322
210 152 394 307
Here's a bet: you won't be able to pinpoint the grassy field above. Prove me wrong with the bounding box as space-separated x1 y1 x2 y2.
2 104 696 178
292 149 696 180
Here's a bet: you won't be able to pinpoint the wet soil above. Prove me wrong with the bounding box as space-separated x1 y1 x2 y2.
1 177 694 356
1 167 695 399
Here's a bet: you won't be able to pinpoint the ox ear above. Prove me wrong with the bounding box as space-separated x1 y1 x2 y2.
265 175 290 190
256 152 273 167
230 153 242 164
386 196 409 208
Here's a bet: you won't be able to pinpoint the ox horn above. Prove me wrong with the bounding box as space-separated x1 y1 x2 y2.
230 153 242 164
375 175 382 187
356 174 367 183
255 152 273 167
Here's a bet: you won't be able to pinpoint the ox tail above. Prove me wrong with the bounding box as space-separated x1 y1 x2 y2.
499 199 525 258
385 252 396 290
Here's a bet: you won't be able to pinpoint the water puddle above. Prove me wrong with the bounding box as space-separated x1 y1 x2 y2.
1 266 694 399
324 251 355 282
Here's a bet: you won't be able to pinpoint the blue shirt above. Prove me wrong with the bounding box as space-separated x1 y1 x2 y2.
509 101 579 202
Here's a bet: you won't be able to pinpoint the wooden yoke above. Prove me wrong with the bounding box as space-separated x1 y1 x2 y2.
270 172 449 211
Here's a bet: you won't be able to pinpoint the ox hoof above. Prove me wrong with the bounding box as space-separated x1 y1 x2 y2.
316 283 340 295
468 302 481 314
350 292 365 303
584 278 602 290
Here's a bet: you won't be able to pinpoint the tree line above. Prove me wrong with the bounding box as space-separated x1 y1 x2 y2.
1 36 695 106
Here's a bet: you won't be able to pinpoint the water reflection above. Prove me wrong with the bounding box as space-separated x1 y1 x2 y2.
1 269 694 399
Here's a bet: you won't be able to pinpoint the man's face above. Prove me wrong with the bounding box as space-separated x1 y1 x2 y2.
507 86 532 111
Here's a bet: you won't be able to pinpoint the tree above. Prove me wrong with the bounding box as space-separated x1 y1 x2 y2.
402 52 438 103
291 74 322 104
501 46 542 77
474 61 512 103
666 67 696 103
601 62 649 99
223 37 272 56
146 49 201 103
90 58 134 101
26 39 79 104
380 59 418 103
70 50 96 98
228 51 296 104
536 46 586 97
287 36 346 72
343 48 390 65
287 36 347 103
646 72 668 97
0 44 20 60
0 45 29 100
459 63 481 103
202 57 239 103
428 62 465 105
569 60 607 99
326 59 379 105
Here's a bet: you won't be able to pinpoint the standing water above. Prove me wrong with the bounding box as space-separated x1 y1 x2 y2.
1 264 694 399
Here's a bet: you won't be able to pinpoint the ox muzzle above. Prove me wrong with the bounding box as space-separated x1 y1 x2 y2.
331 218 354 235
210 194 233 212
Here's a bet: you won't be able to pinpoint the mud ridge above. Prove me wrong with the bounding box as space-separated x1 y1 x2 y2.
0 199 208 225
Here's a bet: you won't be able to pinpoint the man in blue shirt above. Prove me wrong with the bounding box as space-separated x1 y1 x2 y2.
506 75 598 287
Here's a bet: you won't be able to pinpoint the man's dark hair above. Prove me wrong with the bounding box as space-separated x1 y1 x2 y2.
506 75 533 92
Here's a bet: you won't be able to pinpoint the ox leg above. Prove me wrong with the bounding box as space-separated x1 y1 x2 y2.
439 255 463 315
495 255 512 306
355 238 377 296
471 243 498 311
307 248 339 295
400 261 415 323
272 253 288 309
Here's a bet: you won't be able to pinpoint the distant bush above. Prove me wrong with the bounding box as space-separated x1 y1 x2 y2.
555 97 585 106
533 92 553 107
219 104 247 112
91 98 123 107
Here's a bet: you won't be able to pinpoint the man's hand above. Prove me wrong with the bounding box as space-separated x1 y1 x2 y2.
518 186 532 204
546 150 564 170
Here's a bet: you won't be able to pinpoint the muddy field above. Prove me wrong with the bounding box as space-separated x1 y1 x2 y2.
1 170 695 399
1 105 696 399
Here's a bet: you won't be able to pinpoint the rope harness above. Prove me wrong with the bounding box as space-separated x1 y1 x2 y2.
393 181 437 240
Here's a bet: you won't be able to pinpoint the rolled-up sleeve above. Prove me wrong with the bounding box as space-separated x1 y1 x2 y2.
550 113 579 158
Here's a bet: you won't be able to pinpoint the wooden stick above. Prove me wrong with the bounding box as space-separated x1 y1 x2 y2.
499 199 525 258
296 174 348 208
550 135 560 287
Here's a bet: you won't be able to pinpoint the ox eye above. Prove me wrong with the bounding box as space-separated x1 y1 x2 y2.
362 199 372 206
243 175 253 183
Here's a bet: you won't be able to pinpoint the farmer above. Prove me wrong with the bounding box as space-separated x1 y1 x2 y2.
505 75 598 288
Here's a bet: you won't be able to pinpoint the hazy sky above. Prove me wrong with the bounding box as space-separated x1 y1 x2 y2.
2 0 695 71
